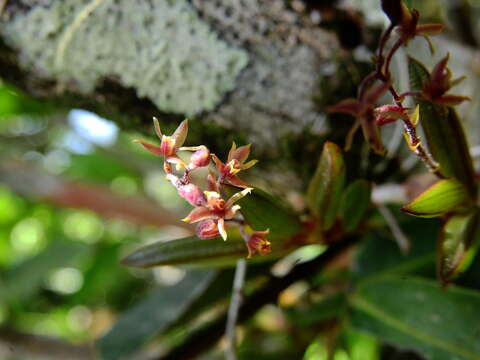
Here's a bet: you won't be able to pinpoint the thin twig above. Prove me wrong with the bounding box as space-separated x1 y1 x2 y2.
225 259 247 360
377 204 410 255
158 236 357 360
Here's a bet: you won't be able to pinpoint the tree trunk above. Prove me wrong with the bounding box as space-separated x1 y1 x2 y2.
0 0 336 145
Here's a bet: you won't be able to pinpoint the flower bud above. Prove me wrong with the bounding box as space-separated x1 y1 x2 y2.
196 219 220 240
190 146 210 168
246 230 271 258
374 104 408 126
178 183 206 207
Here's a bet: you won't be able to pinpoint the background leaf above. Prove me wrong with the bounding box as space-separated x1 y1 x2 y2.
438 211 480 284
351 276 480 360
120 236 248 268
339 180 372 233
408 57 476 196
401 179 472 217
96 270 215 360
307 141 346 231
1 240 88 302
224 185 302 241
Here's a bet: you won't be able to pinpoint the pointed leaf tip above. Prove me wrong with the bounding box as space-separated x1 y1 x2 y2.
438 211 480 285
401 179 472 218
307 141 346 230
120 236 248 268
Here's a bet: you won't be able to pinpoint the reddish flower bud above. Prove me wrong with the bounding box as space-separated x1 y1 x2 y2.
178 183 206 207
421 55 470 106
246 230 271 258
374 104 408 126
196 219 221 240
381 0 410 26
189 146 210 168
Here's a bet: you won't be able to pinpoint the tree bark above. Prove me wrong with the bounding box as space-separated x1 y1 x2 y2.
0 0 336 145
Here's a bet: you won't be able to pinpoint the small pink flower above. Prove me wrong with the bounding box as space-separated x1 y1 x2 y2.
196 219 221 240
246 230 271 258
189 146 211 169
177 183 206 207
183 187 252 241
212 143 258 187
133 118 189 170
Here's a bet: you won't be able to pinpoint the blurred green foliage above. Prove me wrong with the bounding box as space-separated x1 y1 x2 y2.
1 0 480 358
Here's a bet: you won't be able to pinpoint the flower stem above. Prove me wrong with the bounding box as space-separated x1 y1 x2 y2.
225 259 247 360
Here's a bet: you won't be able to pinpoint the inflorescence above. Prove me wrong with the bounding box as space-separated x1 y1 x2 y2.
134 118 271 258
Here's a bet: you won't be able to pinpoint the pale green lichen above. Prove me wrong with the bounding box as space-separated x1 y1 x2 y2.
1 0 248 115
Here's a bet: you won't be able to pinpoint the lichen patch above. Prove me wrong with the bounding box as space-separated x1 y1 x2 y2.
0 0 248 116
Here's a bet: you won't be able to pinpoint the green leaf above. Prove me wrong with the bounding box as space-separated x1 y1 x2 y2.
354 211 440 280
0 82 53 118
351 276 480 360
120 236 248 268
401 179 472 218
287 292 347 327
438 211 480 284
166 262 272 332
96 270 214 360
224 185 302 240
339 180 372 233
307 141 346 230
1 240 88 302
408 58 476 196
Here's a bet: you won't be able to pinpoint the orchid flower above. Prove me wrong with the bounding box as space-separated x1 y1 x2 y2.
133 118 188 170
328 82 390 154
246 230 271 258
183 187 252 240
212 142 258 187
421 54 470 106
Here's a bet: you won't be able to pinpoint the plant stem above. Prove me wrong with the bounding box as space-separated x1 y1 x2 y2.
157 236 358 360
377 204 410 255
370 24 443 178
225 259 247 360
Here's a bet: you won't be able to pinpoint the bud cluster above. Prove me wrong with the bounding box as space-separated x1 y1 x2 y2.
328 0 455 175
134 118 271 258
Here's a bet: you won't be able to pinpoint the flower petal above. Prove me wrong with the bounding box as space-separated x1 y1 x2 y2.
211 154 225 174
172 119 189 147
228 175 249 188
239 159 258 170
231 144 251 163
225 204 241 220
416 23 444 36
435 94 471 106
225 187 252 209
207 170 220 192
218 218 228 241
153 117 163 139
227 142 237 162
166 155 187 170
362 81 390 107
327 98 361 116
182 206 213 223
133 139 164 156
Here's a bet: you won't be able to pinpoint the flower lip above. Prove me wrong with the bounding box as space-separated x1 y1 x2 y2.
177 183 206 207
196 219 221 240
246 229 271 258
182 187 253 241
